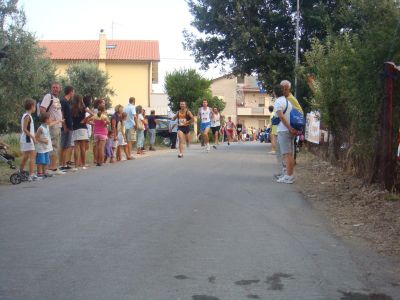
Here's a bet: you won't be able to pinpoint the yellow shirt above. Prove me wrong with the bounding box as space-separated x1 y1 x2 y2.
287 93 303 114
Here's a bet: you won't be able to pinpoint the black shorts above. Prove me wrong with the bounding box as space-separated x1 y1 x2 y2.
178 126 190 135
211 126 220 135
237 129 242 135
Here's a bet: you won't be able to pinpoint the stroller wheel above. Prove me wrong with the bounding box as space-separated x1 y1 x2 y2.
10 173 22 185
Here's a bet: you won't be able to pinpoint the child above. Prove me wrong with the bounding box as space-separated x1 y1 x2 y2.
135 106 147 155
117 112 132 160
91 104 109 166
19 98 39 181
35 112 60 178
104 130 114 163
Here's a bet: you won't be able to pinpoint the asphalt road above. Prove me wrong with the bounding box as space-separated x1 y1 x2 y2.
0 143 399 300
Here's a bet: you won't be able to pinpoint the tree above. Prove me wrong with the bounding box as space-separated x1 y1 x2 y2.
164 68 225 112
303 0 400 184
183 0 357 92
0 0 56 132
62 62 114 108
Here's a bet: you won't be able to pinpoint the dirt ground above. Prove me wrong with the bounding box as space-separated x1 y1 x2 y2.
296 151 400 257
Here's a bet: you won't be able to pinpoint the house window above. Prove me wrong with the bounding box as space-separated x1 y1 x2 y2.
258 96 265 107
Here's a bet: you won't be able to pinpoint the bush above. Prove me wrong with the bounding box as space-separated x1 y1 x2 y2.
303 0 400 182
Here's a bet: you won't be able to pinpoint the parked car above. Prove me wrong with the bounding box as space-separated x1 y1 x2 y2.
155 116 171 145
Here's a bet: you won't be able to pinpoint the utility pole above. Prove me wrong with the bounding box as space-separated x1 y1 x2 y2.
295 0 300 98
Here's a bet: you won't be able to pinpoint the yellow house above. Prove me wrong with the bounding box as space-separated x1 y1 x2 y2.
39 31 160 108
211 75 273 129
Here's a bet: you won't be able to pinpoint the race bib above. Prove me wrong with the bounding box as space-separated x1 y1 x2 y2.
179 118 186 126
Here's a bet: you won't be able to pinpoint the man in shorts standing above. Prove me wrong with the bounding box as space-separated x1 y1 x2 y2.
124 97 136 157
198 99 212 152
59 85 74 170
273 84 297 184
40 82 65 175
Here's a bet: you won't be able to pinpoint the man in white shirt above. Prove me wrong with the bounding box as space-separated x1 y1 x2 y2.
273 84 297 184
40 82 65 175
124 97 136 156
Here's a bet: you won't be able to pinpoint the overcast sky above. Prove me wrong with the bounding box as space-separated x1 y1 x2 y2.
19 0 226 92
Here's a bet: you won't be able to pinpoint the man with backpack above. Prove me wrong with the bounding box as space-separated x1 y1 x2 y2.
40 82 65 175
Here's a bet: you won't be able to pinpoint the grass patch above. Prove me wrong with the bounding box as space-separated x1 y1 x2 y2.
385 193 400 202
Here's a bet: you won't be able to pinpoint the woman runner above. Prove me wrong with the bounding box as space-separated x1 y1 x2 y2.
172 101 194 158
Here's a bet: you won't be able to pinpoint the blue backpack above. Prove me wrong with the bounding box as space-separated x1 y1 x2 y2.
290 105 305 131
272 98 305 131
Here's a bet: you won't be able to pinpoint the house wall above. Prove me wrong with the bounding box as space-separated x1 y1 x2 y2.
105 61 150 107
53 60 151 108
239 116 270 130
210 76 238 122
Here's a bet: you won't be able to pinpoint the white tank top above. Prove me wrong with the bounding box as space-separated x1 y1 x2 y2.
20 112 35 144
211 113 220 127
35 124 53 153
200 107 211 123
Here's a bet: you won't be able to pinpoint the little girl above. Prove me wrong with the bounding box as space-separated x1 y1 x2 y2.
104 130 114 163
35 112 60 178
19 98 38 181
91 104 109 166
117 112 132 160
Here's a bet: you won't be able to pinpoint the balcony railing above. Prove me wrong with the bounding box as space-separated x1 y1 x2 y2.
237 107 271 116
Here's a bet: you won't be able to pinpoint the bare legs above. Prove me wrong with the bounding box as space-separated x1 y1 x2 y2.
20 150 35 176
74 140 88 168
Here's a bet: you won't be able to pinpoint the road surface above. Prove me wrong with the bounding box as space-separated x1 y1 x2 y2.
0 143 399 299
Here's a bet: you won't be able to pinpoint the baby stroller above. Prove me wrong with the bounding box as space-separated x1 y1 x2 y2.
0 145 16 169
0 145 28 185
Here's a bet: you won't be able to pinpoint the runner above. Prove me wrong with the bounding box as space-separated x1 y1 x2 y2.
236 120 243 142
225 116 235 145
172 101 194 158
211 107 221 149
198 99 212 152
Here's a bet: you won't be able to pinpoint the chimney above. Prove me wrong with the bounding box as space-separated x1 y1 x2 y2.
99 29 106 60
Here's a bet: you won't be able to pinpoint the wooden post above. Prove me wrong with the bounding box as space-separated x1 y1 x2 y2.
381 62 395 189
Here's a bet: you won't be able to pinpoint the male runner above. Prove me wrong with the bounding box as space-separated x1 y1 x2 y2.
211 107 221 149
198 99 212 152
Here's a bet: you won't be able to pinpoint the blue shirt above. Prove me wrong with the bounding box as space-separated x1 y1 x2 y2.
124 103 136 129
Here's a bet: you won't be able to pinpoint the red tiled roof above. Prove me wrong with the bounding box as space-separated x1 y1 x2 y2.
39 40 160 61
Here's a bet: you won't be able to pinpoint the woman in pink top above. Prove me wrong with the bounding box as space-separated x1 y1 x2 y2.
91 104 109 166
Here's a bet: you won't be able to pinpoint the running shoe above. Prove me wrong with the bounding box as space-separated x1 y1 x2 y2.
28 175 42 181
273 173 284 180
49 169 66 175
71 168 78 172
276 175 295 184
82 166 88 170
178 153 183 158
213 145 217 149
